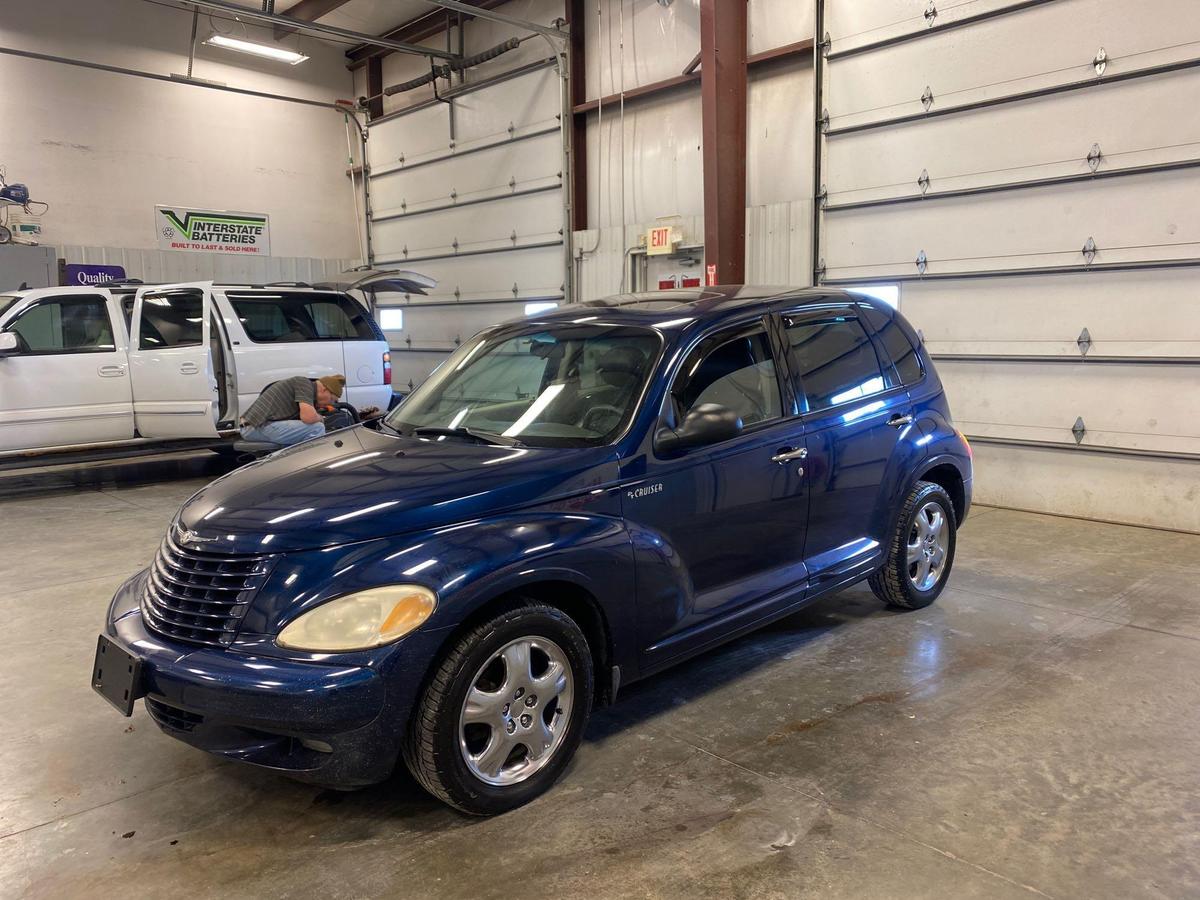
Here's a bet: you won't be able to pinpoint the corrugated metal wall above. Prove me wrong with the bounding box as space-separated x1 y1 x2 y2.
817 0 1200 532
59 246 355 284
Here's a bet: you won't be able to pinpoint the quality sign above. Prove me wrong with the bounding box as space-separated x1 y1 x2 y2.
155 205 271 255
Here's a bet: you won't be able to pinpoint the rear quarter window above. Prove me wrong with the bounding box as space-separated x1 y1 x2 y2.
226 291 381 343
859 303 923 386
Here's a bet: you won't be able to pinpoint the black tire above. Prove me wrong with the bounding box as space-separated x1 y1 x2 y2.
869 480 957 610
402 603 593 815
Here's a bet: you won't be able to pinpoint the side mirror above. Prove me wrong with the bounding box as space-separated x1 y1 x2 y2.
655 402 743 454
0 332 19 358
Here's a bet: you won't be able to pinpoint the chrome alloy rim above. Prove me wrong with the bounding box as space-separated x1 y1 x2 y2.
908 500 949 591
458 636 574 787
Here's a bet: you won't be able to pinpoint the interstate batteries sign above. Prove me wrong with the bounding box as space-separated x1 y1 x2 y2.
155 205 271 255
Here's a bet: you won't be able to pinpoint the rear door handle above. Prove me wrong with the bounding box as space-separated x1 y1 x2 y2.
179 361 200 375
97 364 126 377
771 446 808 464
887 414 914 428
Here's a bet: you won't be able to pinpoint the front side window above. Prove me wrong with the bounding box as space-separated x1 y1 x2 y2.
139 289 203 349
228 292 378 342
672 325 782 428
3 295 115 354
785 314 886 411
387 325 661 447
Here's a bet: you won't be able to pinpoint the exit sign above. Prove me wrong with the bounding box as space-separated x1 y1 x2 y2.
647 226 676 256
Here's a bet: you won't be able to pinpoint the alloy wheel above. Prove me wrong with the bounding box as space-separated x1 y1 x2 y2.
907 500 949 591
457 636 574 787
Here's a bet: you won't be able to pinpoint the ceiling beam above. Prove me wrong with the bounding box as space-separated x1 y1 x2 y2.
273 0 354 39
345 0 508 66
420 0 567 39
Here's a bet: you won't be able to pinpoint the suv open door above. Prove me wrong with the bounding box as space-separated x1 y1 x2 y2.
127 282 220 439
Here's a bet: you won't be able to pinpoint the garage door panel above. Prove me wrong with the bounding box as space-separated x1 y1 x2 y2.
939 361 1200 455
372 191 564 258
969 443 1200 533
824 169 1200 276
370 133 561 213
451 69 560 145
374 246 564 296
825 68 1200 205
367 104 453 169
827 0 1033 57
827 0 1200 130
900 269 1200 351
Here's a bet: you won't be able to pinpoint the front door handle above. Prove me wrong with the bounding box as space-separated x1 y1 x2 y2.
97 364 126 377
179 361 200 375
771 446 808 464
887 414 914 428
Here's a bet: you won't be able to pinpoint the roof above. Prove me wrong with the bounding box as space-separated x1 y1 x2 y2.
535 285 869 327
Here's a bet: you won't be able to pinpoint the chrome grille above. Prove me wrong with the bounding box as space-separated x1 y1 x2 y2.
140 526 276 647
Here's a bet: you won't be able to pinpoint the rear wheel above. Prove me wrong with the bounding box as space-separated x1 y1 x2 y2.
402 603 593 815
869 480 957 609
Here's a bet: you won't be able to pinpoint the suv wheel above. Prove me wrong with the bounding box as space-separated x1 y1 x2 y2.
402 603 593 815
869 480 957 610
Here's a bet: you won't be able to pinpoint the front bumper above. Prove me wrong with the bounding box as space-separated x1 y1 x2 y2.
103 571 430 788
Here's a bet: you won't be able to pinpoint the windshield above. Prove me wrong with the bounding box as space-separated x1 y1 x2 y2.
386 324 662 447
0 295 18 320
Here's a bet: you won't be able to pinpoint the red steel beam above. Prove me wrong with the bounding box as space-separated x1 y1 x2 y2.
273 0 353 39
567 0 588 231
700 0 748 284
366 55 383 120
572 38 811 115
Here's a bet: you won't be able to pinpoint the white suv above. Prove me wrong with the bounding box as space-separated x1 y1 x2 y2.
0 270 432 458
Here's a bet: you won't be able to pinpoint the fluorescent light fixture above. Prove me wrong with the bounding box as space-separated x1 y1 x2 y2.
204 33 309 65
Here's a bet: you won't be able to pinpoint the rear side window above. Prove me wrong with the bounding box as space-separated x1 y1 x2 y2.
859 303 923 386
227 292 378 342
784 315 886 411
4 295 115 354
139 289 203 349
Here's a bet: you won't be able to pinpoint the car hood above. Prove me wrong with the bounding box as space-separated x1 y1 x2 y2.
178 426 619 553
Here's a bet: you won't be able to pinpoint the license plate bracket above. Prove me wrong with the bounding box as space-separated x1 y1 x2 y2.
92 634 144 716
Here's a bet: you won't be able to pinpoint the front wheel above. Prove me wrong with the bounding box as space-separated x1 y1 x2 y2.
402 603 593 815
869 480 957 609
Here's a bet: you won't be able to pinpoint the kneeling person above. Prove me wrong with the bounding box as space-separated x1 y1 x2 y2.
240 374 346 447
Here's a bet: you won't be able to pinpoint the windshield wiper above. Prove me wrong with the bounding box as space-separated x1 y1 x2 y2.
413 426 523 447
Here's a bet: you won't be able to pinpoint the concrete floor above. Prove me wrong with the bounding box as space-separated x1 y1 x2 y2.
2 456 1199 899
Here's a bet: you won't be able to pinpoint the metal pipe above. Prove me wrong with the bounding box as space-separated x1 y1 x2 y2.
177 0 459 59
821 256 1200 285
367 58 558 125
419 0 568 39
827 0 1061 61
964 434 1200 464
824 157 1200 212
379 293 563 310
827 56 1200 138
932 354 1200 366
186 8 199 78
810 0 825 285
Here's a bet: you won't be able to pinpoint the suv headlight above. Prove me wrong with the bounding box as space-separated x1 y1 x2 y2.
276 585 437 651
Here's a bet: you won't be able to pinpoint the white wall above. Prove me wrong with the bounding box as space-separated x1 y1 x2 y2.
574 0 815 298
0 0 362 260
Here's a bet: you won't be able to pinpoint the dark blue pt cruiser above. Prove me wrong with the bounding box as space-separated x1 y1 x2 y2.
93 287 972 815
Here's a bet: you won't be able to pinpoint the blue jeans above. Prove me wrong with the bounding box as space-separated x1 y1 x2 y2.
241 419 326 447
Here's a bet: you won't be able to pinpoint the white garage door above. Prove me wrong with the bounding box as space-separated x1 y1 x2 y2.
815 0 1200 532
366 57 569 392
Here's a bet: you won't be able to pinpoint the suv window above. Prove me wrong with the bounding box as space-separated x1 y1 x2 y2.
227 291 377 342
858 303 923 387
3 295 115 354
139 289 203 349
784 314 886 411
673 325 782 427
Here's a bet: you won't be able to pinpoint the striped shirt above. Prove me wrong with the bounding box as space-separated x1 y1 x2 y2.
242 376 316 427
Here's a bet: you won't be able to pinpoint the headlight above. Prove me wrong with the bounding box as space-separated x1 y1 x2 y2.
276 585 437 651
